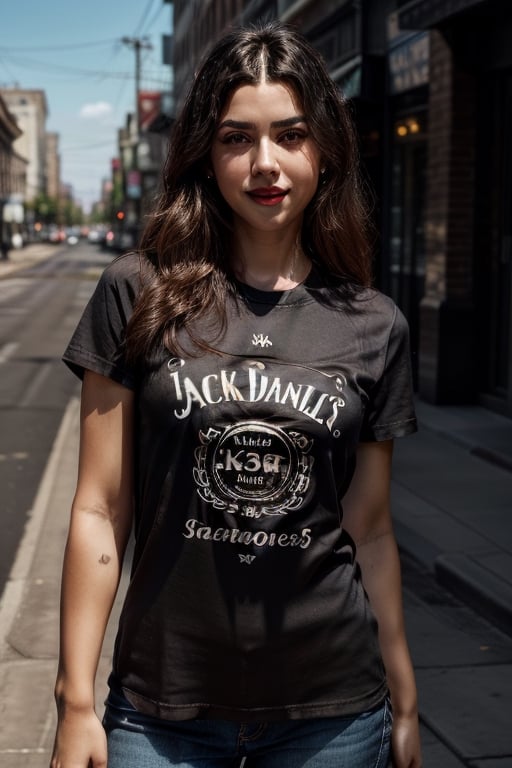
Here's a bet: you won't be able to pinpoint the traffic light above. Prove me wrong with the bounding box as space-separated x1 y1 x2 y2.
116 211 125 221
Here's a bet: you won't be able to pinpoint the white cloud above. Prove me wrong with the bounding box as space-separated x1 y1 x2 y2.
79 101 113 119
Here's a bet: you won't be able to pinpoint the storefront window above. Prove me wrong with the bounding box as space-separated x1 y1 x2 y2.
388 111 427 385
486 72 512 406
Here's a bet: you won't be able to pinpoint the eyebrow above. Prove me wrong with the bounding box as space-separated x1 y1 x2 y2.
217 115 307 130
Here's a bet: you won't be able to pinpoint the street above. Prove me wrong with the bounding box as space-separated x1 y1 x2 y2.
0 241 111 588
0 244 511 766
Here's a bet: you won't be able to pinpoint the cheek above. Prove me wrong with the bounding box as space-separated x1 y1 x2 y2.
295 160 320 192
215 155 248 187
301 143 322 175
304 151 320 177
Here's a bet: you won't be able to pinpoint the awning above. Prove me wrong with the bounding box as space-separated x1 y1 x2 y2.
330 56 362 99
398 0 487 30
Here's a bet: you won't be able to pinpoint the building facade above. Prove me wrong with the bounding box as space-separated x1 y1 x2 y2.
0 88 48 202
393 0 512 415
45 131 61 200
173 0 247 107
0 94 27 250
0 94 26 199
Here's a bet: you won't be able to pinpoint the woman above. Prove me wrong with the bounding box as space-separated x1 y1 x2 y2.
51 22 422 768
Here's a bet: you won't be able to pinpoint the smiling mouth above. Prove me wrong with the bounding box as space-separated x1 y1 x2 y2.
247 189 289 205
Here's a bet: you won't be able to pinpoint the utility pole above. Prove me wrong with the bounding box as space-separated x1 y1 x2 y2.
121 36 153 138
120 36 153 247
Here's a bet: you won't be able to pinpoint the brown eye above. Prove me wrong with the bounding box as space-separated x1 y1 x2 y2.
221 133 250 145
279 129 307 144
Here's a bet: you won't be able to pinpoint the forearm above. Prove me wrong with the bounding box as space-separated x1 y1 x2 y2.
55 504 130 713
357 531 417 716
343 442 421 765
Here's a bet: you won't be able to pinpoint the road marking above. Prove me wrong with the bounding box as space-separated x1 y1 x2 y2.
0 397 79 659
38 706 55 751
0 342 19 363
0 452 28 462
19 361 53 408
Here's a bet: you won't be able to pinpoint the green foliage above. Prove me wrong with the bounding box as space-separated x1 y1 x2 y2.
27 194 84 226
28 193 58 222
61 200 84 227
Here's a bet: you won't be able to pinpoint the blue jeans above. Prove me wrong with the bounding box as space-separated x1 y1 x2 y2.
103 687 392 767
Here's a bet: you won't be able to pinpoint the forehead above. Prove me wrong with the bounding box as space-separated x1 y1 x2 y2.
220 81 304 121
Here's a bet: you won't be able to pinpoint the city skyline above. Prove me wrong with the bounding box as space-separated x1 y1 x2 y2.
0 0 172 212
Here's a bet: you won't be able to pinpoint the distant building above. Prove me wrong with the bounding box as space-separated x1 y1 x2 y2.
0 93 27 249
45 131 61 200
60 182 73 202
0 93 26 200
0 88 48 201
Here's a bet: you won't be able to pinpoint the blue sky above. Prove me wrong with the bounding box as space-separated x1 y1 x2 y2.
0 0 172 211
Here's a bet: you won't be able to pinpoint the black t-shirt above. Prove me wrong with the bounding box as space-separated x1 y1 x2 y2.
63 252 417 722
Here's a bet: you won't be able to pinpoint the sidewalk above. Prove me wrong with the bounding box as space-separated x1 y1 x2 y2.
392 398 512 636
0 391 511 764
0 398 125 766
0 243 60 279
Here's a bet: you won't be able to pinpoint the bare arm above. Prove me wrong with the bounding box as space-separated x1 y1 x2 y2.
51 370 134 768
342 440 422 768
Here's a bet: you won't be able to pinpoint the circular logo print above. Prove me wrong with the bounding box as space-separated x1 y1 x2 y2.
209 422 298 503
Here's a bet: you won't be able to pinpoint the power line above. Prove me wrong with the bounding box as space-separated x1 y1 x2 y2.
61 140 116 151
134 0 158 36
140 3 165 36
0 53 133 80
0 39 120 52
0 54 18 82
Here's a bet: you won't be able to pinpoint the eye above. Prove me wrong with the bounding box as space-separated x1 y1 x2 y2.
220 132 251 145
279 129 308 145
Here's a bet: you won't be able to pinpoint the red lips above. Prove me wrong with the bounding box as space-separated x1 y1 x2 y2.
247 186 289 206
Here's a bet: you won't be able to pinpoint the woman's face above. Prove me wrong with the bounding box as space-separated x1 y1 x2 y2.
210 80 322 238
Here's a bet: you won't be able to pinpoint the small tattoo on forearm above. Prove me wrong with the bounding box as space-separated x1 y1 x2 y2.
99 554 111 565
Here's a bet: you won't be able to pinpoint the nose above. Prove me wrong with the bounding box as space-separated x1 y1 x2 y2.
251 137 279 178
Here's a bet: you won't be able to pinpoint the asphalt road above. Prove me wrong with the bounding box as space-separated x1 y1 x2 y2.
0 241 112 590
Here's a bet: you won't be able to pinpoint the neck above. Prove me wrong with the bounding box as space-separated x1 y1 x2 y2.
231 227 311 291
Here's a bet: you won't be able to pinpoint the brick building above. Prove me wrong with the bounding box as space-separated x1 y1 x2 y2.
45 132 61 200
0 94 26 200
0 89 48 202
173 0 248 108
0 93 27 251
396 0 512 415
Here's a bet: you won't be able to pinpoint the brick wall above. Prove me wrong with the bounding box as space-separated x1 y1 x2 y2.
419 30 477 403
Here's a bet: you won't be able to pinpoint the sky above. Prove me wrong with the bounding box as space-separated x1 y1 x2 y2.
0 0 173 212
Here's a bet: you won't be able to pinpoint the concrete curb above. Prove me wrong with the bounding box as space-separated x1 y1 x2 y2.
396 515 512 636
393 499 512 640
0 244 59 280
435 553 512 636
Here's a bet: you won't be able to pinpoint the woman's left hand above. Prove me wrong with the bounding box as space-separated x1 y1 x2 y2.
391 712 422 767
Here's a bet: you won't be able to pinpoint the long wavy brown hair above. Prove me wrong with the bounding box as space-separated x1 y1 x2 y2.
126 21 374 360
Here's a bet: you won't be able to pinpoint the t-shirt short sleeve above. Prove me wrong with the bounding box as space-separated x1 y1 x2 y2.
359 304 417 442
62 253 140 389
